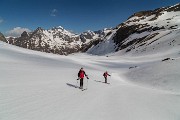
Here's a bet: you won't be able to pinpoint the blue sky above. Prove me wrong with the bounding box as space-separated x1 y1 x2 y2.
0 0 179 36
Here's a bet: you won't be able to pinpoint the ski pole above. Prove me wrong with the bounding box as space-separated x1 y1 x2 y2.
110 74 112 84
76 78 79 88
76 80 78 88
86 75 89 89
86 78 88 89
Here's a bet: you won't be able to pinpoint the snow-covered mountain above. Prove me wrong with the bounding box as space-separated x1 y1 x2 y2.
1 3 180 56
5 26 111 55
88 3 180 55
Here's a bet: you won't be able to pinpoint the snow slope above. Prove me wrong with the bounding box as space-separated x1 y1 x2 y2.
87 3 180 56
0 41 180 120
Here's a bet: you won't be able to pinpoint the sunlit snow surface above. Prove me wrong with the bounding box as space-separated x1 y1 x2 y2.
0 41 180 120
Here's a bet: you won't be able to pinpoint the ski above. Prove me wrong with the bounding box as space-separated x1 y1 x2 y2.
82 88 87 91
78 87 87 91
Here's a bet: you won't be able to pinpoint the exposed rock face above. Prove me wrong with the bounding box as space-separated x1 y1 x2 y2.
114 4 180 52
0 32 7 43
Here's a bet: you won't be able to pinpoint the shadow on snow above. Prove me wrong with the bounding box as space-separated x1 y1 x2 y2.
66 83 79 89
94 80 110 84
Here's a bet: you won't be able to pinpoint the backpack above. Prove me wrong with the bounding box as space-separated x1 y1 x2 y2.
103 73 105 76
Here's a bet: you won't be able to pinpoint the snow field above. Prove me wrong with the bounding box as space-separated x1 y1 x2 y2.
0 41 180 120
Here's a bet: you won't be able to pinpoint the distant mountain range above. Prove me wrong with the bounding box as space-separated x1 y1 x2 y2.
3 26 112 55
1 3 180 55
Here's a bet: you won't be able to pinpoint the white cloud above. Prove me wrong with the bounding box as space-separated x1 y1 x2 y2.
50 9 58 17
6 27 31 37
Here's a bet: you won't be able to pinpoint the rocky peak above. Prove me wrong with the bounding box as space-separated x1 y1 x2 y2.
51 26 64 31
35 27 44 33
0 32 7 42
80 30 96 42
128 3 180 22
166 3 180 12
130 10 153 18
21 31 29 38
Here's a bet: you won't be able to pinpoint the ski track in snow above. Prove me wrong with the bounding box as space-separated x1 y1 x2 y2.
0 42 180 120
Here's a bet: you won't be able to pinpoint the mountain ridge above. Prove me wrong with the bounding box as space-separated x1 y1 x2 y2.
4 26 111 55
1 3 180 56
88 3 180 55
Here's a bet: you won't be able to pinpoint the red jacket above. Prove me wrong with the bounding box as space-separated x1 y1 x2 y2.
78 70 87 79
103 72 110 78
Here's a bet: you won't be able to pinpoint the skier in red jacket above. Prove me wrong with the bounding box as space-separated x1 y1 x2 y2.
78 68 89 89
103 71 111 83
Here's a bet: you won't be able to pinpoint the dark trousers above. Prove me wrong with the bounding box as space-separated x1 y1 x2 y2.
80 78 84 88
104 77 107 83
